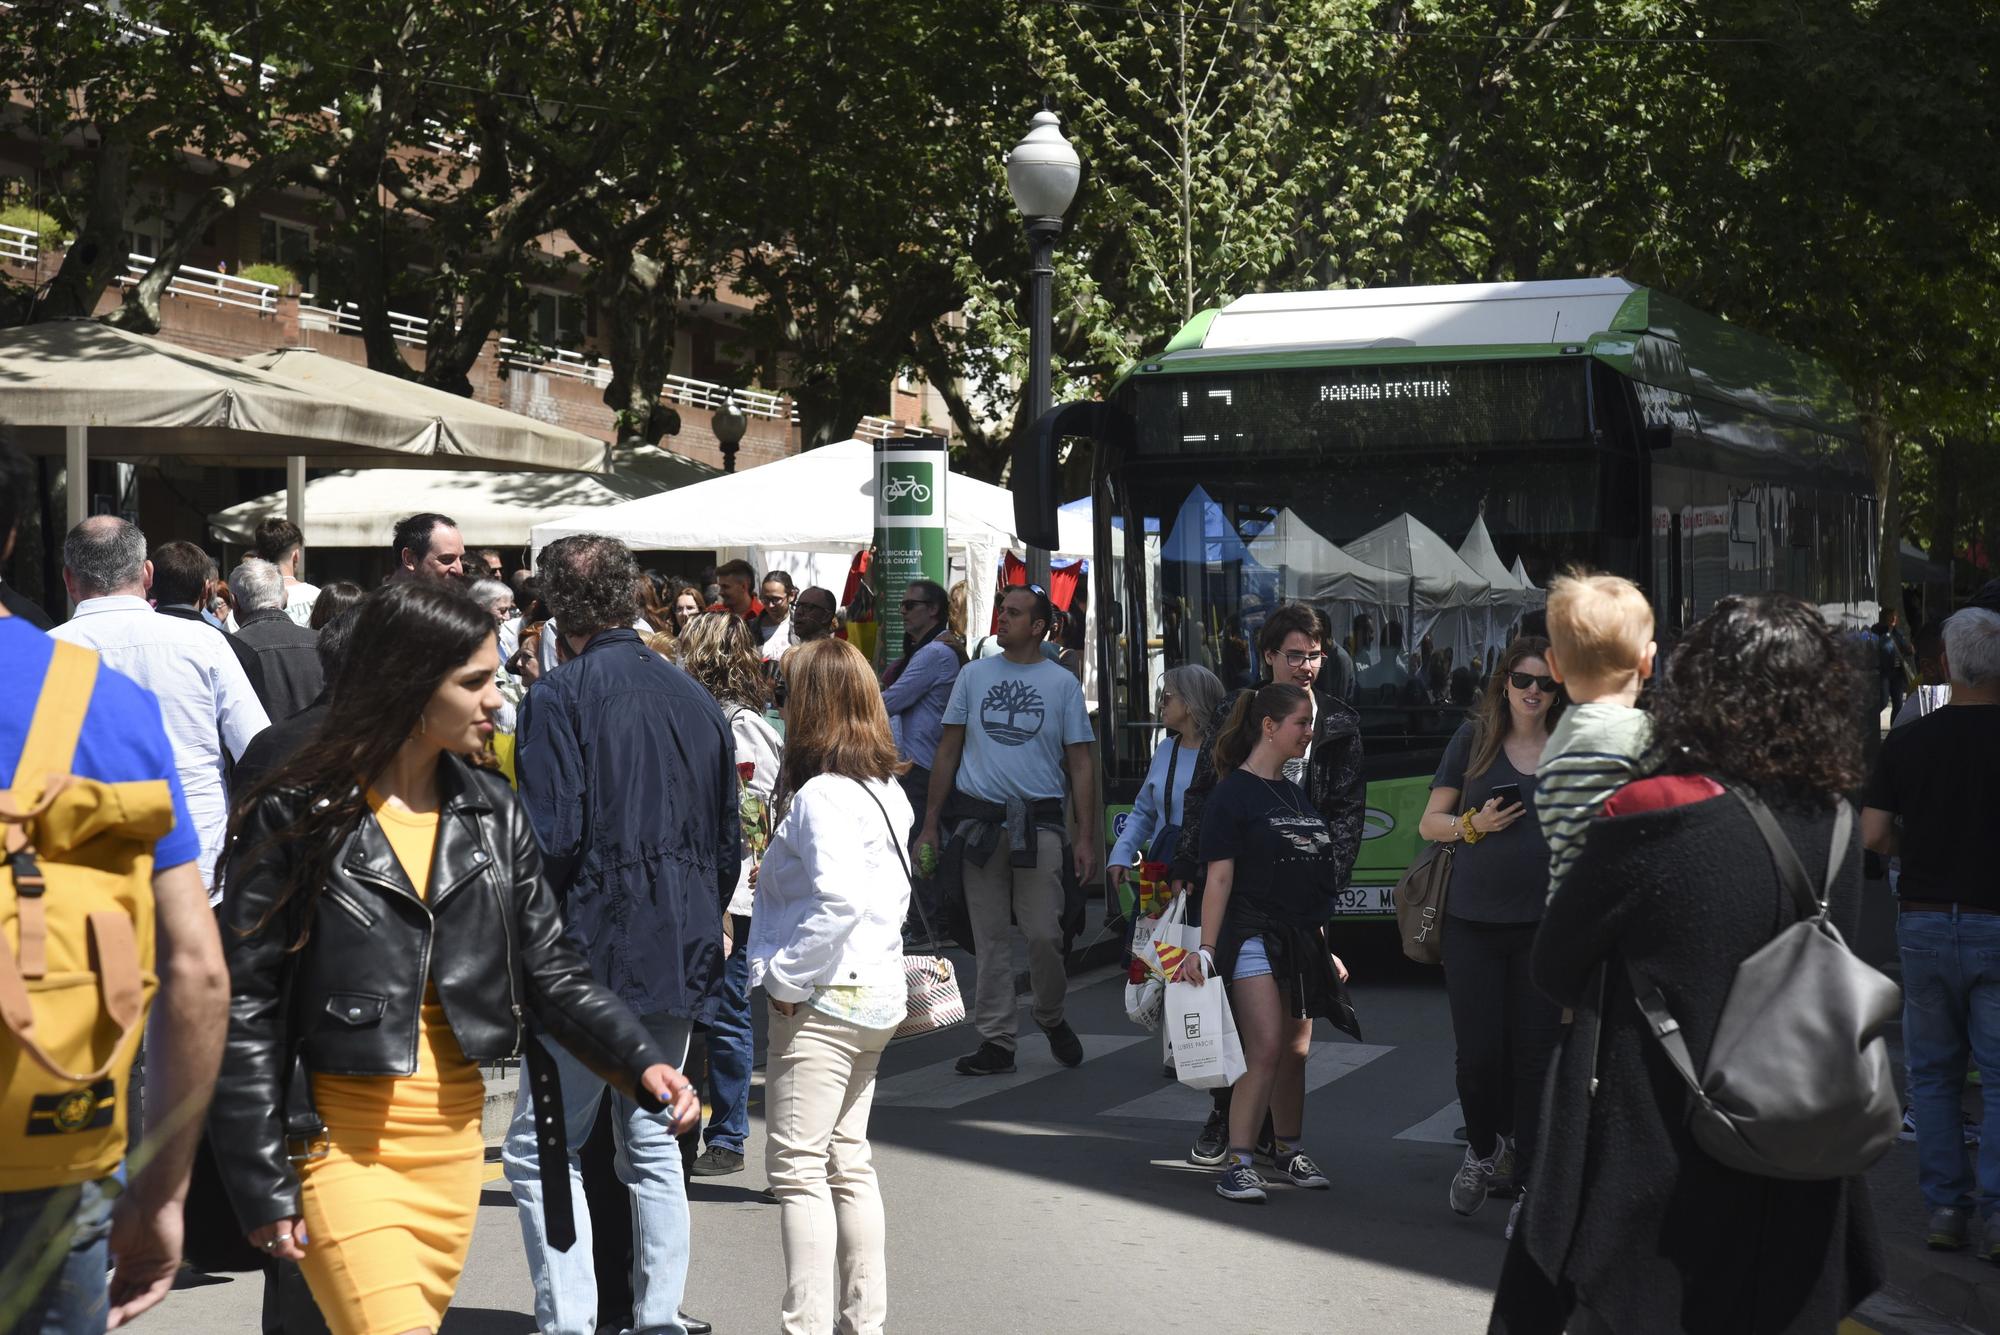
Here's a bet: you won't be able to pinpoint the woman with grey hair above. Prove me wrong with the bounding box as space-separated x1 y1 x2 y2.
466 578 516 624
1108 664 1227 890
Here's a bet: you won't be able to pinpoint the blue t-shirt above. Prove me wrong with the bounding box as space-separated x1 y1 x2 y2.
0 619 200 870
941 654 1093 804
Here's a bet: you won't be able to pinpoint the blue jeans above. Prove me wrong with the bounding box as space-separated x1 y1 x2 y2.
703 923 753 1155
1898 911 2000 1215
504 1015 694 1335
0 1179 114 1335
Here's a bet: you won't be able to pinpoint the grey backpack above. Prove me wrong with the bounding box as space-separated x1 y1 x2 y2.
1628 792 1901 1181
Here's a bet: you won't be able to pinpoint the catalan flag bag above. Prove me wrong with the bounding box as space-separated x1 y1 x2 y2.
0 641 173 1191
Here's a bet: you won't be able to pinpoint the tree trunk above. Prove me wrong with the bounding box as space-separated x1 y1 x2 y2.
32 134 138 322
594 246 681 448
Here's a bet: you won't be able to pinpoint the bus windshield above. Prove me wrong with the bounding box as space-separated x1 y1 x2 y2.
1105 438 1637 779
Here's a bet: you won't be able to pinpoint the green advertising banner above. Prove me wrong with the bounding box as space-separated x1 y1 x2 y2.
872 438 949 669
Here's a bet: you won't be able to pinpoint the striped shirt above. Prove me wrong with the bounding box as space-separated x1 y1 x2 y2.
1538 702 1653 899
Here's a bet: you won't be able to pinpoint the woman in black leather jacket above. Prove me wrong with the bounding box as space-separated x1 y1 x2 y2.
210 581 699 1335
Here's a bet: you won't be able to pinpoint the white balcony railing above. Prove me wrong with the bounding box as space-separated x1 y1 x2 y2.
298 297 427 347
0 223 41 264
65 264 942 445
115 253 279 314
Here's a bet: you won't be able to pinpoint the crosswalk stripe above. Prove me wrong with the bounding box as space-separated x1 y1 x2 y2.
1394 1100 1464 1145
1098 1042 1395 1122
872 1034 1148 1109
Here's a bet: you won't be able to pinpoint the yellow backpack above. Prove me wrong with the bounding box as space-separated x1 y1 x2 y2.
0 640 174 1191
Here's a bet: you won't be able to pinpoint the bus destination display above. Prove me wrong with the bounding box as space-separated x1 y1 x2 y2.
1134 360 1592 455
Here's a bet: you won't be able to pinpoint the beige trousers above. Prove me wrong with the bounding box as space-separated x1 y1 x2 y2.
764 1001 896 1335
962 826 1069 1050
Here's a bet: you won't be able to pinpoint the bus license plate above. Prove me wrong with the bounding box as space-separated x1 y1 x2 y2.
1331 885 1398 916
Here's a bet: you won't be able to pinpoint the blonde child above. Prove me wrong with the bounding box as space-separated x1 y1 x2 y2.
1539 572 1657 898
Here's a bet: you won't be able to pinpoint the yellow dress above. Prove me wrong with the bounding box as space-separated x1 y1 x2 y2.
295 793 486 1335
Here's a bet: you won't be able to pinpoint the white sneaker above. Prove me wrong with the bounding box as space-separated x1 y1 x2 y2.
1506 1194 1526 1240
1449 1144 1495 1216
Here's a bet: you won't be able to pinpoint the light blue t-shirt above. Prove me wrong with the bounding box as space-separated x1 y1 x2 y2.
942 654 1094 804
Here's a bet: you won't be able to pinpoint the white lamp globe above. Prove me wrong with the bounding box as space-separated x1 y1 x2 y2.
1005 110 1080 221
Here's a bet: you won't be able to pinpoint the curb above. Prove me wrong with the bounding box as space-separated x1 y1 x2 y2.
1884 1234 2000 1332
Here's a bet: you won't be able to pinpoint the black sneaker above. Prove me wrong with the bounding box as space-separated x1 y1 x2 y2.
1254 1132 1279 1167
954 1041 1016 1076
1215 1162 1268 1203
1188 1109 1228 1166
1040 1019 1084 1067
1274 1148 1329 1190
690 1146 744 1177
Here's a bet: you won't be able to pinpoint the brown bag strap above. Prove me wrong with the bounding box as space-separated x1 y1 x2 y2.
12 641 99 804
0 911 145 1083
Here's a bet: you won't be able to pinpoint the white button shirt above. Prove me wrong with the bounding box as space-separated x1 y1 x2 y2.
52 595 270 894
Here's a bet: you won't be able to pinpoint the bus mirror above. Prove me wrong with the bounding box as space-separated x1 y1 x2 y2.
1015 400 1117 550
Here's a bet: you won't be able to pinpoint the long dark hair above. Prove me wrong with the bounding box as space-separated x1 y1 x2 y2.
227 582 498 946
1212 682 1309 775
1465 635 1565 779
1650 594 1861 806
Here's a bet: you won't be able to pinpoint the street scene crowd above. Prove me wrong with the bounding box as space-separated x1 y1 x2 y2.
4 424 2000 1335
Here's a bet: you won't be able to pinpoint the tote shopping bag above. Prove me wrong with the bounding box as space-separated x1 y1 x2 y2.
1131 889 1191 974
853 782 966 1039
1167 975 1245 1091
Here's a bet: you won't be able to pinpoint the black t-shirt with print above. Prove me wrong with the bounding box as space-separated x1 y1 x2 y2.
1199 768 1338 927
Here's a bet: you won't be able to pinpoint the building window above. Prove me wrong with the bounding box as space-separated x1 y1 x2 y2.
259 217 315 288
529 290 591 350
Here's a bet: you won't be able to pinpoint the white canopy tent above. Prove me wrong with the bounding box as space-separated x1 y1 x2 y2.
1247 508 1413 606
1343 512 1495 679
207 448 712 550
1455 511 1546 662
530 439 1092 641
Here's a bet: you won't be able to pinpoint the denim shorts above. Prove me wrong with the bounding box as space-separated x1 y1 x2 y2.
1232 935 1273 982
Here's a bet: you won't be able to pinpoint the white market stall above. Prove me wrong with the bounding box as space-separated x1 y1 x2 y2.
207 454 707 551
1344 512 1495 685
529 438 1093 642
1455 510 1547 658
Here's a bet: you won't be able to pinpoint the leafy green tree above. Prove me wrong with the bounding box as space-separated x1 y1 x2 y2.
0 1 329 329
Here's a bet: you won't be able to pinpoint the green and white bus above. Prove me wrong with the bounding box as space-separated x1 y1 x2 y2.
1015 278 1879 918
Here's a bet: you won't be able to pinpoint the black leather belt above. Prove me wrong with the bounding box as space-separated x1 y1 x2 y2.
1900 900 2000 916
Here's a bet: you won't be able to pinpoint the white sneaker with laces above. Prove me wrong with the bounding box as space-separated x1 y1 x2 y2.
1450 1144 1496 1216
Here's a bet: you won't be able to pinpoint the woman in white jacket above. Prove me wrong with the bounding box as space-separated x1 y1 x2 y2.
749 637 913 1335
680 611 783 1177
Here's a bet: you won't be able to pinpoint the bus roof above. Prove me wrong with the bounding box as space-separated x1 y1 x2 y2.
1132 279 1857 440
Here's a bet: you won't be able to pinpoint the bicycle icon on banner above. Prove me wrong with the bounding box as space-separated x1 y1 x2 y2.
883 475 932 505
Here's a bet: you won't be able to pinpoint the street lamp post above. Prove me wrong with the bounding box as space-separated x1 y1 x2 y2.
1005 108 1080 590
711 397 748 474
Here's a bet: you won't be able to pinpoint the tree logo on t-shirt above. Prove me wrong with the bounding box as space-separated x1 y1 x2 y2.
979 679 1045 746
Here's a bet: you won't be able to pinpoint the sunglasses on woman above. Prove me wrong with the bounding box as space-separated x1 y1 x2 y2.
1508 671 1559 693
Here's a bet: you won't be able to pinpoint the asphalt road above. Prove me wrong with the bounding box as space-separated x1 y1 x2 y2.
151 914 1959 1335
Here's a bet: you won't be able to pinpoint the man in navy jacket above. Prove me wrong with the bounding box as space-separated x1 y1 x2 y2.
504 532 738 1335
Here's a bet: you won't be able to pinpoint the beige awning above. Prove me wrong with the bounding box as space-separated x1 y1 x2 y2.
0 321 610 474
241 347 614 476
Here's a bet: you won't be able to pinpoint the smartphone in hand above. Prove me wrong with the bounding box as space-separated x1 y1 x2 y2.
1488 782 1524 811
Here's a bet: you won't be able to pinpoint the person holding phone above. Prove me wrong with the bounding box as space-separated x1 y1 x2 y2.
1418 636 1566 1233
